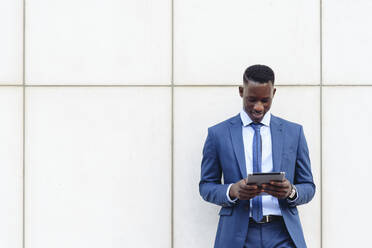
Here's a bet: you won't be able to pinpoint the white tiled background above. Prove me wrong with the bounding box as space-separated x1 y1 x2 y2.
1 0 370 247
25 87 171 248
0 88 23 248
0 0 23 84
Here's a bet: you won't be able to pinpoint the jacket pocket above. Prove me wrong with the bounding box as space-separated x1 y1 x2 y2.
219 207 233 216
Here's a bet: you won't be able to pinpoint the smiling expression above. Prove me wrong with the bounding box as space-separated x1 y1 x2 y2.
239 80 276 123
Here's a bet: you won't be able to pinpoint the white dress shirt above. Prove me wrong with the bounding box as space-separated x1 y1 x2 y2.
227 110 282 216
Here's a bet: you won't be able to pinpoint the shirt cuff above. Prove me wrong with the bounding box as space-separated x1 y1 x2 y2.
226 184 238 203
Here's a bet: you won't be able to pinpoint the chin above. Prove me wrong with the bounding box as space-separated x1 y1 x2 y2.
249 115 263 123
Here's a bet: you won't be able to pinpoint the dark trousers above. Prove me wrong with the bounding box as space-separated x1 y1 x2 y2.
244 218 296 248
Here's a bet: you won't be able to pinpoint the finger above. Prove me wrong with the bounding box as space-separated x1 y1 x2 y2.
239 188 262 195
239 192 261 200
239 193 259 199
238 193 257 200
264 188 291 198
241 186 264 195
272 178 291 186
262 190 278 197
269 181 288 187
239 189 262 196
262 184 285 193
263 190 286 198
269 184 291 192
241 184 259 190
239 195 258 200
263 187 290 197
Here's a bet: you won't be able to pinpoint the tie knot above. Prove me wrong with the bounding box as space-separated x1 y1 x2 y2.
251 123 263 131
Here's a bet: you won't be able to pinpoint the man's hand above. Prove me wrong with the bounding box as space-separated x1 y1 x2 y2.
229 179 262 200
261 179 292 199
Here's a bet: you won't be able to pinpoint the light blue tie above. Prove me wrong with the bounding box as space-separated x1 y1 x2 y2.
251 123 263 222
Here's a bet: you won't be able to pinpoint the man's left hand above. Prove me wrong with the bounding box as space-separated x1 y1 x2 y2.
261 179 292 199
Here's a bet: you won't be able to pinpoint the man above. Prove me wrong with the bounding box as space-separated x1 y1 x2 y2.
199 65 315 248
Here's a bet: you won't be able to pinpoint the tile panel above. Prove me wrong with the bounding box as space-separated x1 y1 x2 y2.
174 0 320 85
322 86 372 247
0 0 23 84
26 87 171 248
0 88 23 248
26 0 171 85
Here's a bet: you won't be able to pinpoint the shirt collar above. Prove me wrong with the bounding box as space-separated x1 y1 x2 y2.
240 110 271 127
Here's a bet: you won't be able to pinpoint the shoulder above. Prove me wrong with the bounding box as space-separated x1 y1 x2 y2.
271 114 303 133
207 114 240 134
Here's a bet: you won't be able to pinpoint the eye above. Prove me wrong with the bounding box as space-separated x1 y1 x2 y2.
261 98 269 103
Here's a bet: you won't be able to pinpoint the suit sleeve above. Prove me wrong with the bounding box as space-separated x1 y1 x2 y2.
199 128 237 207
288 126 316 207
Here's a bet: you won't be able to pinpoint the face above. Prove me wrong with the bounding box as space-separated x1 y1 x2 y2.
239 80 276 123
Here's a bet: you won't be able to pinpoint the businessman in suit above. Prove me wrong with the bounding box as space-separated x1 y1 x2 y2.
199 65 315 248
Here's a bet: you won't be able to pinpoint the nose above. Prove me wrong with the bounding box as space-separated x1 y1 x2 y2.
253 102 264 113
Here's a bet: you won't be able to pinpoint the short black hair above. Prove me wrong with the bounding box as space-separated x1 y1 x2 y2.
243 64 275 85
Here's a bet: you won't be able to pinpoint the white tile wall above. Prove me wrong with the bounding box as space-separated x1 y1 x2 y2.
174 87 241 248
0 88 23 248
25 87 171 248
25 0 171 85
323 87 372 247
323 1 372 85
174 0 320 85
0 0 23 84
5 0 371 245
174 86 320 247
271 86 321 248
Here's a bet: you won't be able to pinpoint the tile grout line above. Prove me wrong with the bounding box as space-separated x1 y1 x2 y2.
22 0 26 247
319 0 323 246
320 81 323 248
320 84 372 87
171 0 175 246
2 84 372 88
22 81 26 248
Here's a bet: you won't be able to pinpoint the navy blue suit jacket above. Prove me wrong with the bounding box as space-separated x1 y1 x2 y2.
199 114 315 248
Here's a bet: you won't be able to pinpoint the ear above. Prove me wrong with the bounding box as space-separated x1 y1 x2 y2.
239 86 244 98
272 87 276 98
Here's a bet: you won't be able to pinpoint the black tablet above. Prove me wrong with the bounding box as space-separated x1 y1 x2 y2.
246 172 285 186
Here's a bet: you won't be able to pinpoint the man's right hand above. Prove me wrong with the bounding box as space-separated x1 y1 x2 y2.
229 179 262 200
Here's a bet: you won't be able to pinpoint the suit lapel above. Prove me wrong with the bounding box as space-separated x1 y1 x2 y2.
229 115 247 178
270 115 284 172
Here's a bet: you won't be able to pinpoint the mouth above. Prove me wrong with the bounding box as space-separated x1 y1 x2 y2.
251 112 264 120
